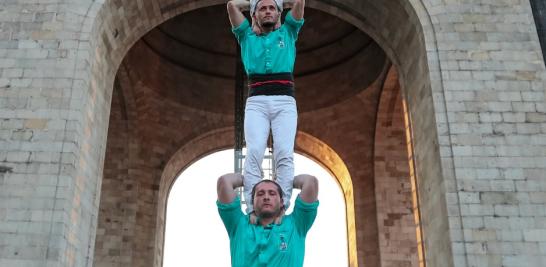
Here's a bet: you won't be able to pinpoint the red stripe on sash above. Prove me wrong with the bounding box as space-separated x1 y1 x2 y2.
249 80 294 88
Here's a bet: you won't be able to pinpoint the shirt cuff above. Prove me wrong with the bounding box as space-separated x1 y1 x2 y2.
295 195 319 210
285 11 304 26
232 19 250 36
217 196 241 210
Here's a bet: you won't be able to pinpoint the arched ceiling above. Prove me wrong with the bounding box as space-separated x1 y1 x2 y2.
125 4 387 113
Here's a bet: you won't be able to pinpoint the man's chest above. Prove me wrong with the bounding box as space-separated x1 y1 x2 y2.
236 223 300 255
246 32 291 56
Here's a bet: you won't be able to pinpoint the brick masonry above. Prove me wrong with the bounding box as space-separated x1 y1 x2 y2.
374 67 421 267
0 0 545 267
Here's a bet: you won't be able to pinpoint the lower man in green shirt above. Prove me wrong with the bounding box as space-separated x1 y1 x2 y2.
217 173 319 267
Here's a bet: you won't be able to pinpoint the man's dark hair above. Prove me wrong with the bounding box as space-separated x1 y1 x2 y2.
250 179 284 204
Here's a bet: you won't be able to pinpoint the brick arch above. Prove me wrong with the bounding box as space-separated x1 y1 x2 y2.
154 127 234 267
86 0 450 266
294 131 358 266
301 3 451 266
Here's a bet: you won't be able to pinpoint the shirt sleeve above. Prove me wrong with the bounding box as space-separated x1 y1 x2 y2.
217 196 244 237
284 11 305 39
232 19 251 43
291 195 319 236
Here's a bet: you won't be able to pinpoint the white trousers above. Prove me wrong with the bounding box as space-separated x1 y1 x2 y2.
243 95 297 213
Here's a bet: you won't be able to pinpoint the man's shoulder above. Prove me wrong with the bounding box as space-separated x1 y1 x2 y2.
278 214 303 232
284 11 304 25
232 19 252 37
295 195 319 209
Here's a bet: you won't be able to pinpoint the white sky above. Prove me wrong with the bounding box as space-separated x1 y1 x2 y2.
163 149 348 266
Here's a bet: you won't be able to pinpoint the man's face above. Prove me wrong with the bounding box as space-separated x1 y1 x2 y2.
253 182 283 218
254 0 280 28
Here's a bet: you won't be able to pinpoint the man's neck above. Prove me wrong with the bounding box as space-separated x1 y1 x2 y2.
261 27 275 34
258 217 277 226
259 217 275 226
259 24 280 35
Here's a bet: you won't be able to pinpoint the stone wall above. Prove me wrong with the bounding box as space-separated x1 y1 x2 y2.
1 0 545 267
0 1 106 266
425 1 546 265
374 67 421 267
93 61 232 267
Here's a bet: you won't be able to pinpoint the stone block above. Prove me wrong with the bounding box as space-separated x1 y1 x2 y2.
512 102 536 113
482 192 519 205
494 205 520 216
459 192 481 203
519 204 546 216
516 180 543 192
6 151 30 162
461 204 495 216
490 180 516 192
462 217 485 229
524 230 546 242
497 229 523 244
526 113 546 123
522 92 545 102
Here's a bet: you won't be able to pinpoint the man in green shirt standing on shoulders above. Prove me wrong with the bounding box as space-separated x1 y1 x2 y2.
226 0 305 217
217 173 319 267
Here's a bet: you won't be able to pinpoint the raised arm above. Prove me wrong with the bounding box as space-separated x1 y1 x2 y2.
293 174 318 203
217 173 244 204
227 0 250 28
285 0 305 20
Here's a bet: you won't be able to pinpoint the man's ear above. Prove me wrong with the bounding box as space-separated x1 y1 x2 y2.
251 15 262 34
251 14 257 27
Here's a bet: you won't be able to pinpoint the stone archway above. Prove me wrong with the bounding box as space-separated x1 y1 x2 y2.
295 132 358 266
374 65 425 267
4 0 546 266
154 127 234 267
85 0 449 266
154 130 357 266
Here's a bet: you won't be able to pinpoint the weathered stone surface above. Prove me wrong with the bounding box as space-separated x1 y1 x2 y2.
1 0 545 267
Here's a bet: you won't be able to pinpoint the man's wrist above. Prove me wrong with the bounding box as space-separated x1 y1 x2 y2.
283 0 295 8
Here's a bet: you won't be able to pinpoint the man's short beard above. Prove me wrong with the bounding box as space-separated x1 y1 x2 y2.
256 203 282 219
261 21 276 28
258 209 280 219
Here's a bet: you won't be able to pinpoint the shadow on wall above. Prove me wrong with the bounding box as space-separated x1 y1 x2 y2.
530 0 546 65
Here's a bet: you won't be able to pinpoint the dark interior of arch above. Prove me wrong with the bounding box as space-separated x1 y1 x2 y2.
530 0 546 66
123 4 388 113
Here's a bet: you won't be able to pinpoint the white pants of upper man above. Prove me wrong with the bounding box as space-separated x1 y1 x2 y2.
243 95 297 213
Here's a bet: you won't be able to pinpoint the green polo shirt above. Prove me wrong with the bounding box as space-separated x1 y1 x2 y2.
217 195 319 267
232 11 304 75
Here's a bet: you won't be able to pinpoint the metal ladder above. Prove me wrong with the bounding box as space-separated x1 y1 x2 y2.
233 45 276 205
235 144 276 205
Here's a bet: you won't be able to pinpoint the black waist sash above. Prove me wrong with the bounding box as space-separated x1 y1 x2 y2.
248 73 295 97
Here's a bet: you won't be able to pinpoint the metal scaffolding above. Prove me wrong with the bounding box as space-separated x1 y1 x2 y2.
234 45 245 175
234 44 275 205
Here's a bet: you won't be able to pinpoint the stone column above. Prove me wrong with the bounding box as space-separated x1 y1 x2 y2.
0 1 107 266
427 0 546 266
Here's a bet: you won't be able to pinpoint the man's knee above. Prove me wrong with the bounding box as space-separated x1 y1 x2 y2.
275 147 293 161
246 146 265 158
